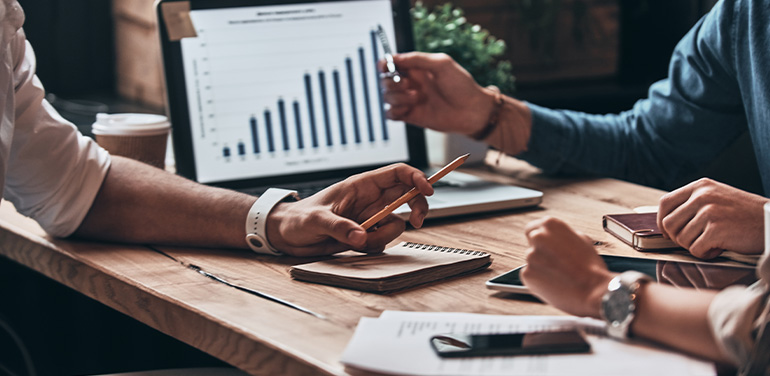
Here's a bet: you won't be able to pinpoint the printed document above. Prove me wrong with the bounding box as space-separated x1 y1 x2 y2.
340 311 715 376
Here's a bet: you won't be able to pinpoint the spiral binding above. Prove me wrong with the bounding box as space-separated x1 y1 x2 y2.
403 242 488 256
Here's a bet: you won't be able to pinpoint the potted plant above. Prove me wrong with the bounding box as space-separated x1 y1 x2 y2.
412 2 516 94
411 2 516 164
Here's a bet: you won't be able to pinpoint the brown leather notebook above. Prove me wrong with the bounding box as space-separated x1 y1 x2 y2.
603 212 760 265
602 212 680 251
290 242 491 293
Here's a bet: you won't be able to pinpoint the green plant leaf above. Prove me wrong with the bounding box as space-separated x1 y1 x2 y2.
412 2 516 94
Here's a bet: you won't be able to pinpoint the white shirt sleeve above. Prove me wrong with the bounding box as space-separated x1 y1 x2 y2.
708 246 770 373
3 31 110 237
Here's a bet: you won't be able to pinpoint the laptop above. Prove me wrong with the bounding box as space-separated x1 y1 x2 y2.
156 0 542 220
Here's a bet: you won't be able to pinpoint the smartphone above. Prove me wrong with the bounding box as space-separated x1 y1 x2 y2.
485 254 757 295
430 330 591 358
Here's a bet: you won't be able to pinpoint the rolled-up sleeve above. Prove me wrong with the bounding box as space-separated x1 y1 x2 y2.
517 0 746 191
708 248 770 373
3 32 110 237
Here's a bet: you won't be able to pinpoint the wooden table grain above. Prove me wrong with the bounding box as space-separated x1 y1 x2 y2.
0 154 701 375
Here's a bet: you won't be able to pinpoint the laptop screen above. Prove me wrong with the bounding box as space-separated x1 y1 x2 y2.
159 0 426 189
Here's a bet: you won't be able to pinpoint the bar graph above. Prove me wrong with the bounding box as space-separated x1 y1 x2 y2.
371 29 389 141
181 1 410 183
303 74 319 148
319 71 333 147
249 115 259 154
359 46 375 143
264 110 275 153
293 100 304 150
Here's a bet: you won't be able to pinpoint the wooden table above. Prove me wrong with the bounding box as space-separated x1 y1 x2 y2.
0 154 704 375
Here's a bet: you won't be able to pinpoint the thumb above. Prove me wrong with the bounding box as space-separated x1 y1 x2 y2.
315 212 367 249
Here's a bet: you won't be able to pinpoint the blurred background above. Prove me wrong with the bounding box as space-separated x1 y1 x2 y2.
1 1 760 375
24 0 759 194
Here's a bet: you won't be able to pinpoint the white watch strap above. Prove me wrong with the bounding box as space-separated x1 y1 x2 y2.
245 188 299 255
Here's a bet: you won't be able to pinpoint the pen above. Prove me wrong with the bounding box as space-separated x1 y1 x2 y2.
360 153 470 230
376 24 401 83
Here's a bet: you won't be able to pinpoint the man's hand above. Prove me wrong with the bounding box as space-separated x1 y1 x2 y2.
380 52 496 136
265 163 433 257
657 178 768 259
520 217 614 318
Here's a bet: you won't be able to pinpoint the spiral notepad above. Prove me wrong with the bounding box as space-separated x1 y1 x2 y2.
290 242 492 293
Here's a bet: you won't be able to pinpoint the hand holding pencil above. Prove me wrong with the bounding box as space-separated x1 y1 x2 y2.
261 157 466 256
361 153 470 230
263 162 434 256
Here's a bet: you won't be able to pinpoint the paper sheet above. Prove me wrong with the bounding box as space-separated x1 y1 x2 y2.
340 311 715 376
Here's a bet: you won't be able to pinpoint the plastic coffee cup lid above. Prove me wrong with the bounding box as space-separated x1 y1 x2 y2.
92 113 170 136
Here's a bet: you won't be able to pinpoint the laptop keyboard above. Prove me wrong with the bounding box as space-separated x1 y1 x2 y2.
237 179 342 199
237 170 457 198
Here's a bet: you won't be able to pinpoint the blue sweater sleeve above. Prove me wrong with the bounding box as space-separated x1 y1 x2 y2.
517 0 746 189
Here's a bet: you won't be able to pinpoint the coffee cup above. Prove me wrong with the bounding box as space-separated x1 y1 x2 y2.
92 113 171 169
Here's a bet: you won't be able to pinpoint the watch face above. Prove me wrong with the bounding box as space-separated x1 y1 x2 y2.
602 285 634 323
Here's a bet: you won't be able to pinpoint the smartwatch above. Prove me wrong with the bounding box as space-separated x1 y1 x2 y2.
245 188 299 255
600 270 651 340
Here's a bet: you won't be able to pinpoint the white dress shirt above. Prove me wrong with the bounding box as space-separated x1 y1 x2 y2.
709 246 770 374
1 1 110 236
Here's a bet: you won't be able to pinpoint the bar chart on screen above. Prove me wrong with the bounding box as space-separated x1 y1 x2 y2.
180 1 409 183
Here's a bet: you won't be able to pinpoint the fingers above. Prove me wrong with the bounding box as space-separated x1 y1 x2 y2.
360 215 406 253
524 216 569 243
376 59 387 74
380 73 414 91
682 214 725 259
523 216 602 267
668 206 707 250
288 163 434 256
308 210 368 250
391 51 455 72
659 200 700 245
519 217 612 319
355 164 430 229
523 216 550 237
382 85 419 107
406 194 429 228
387 105 412 120
657 178 730 255
657 180 699 238
380 72 422 122
368 163 433 197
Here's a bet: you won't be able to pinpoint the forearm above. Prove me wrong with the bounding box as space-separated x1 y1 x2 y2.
74 156 254 249
631 283 732 365
476 91 532 157
475 94 663 184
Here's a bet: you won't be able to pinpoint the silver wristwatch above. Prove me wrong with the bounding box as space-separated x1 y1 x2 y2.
600 270 651 340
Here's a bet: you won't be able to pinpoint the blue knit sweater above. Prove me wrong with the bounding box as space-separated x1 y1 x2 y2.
519 0 770 194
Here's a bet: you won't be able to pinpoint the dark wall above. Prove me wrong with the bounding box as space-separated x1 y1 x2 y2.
618 0 717 86
18 0 115 96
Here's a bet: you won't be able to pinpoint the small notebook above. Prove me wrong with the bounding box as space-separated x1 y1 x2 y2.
603 212 760 265
290 242 492 292
602 212 677 251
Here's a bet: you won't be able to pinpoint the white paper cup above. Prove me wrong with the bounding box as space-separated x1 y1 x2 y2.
92 113 170 169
